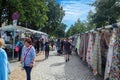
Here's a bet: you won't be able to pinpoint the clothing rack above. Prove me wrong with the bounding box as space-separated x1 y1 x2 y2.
83 22 120 34
71 22 120 80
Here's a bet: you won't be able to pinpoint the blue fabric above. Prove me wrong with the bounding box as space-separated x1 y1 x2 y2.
21 46 36 67
0 48 9 80
16 41 24 47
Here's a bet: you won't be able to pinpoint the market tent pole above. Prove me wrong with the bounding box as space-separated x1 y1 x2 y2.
12 11 19 60
12 20 17 60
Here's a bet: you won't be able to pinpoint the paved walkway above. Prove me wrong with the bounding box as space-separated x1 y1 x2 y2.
31 51 103 80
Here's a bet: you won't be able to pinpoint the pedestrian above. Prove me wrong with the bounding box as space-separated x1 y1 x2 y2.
16 38 24 61
39 38 44 54
51 39 54 51
63 38 72 62
44 41 50 59
56 39 61 55
0 39 10 80
21 38 36 80
60 38 64 54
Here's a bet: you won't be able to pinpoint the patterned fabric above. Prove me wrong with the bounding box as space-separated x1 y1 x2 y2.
82 34 89 61
86 33 94 66
92 32 102 75
75 36 81 55
109 29 120 80
104 30 115 80
100 31 112 77
79 35 84 59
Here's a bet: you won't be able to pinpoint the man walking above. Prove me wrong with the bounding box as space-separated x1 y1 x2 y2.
63 38 71 62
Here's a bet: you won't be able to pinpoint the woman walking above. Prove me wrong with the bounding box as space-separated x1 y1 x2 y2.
21 38 36 80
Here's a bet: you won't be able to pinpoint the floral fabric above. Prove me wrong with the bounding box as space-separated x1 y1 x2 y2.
104 30 115 80
109 29 120 80
92 32 102 75
86 33 94 66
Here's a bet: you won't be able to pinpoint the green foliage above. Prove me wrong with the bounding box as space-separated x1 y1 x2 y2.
41 0 65 37
1 0 48 30
1 0 65 37
53 23 67 38
66 19 88 36
86 10 96 30
92 0 120 27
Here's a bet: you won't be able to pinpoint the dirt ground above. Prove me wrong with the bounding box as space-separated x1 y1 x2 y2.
9 53 45 80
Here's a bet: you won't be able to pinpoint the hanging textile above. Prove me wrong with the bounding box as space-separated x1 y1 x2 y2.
82 34 89 61
82 34 86 61
86 33 94 66
109 29 120 80
75 36 81 55
92 32 102 75
100 31 112 76
79 35 84 59
104 29 115 80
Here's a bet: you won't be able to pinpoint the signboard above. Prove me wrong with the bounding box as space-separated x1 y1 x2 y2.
12 11 19 20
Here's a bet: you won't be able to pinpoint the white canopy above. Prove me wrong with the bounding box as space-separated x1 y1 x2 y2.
0 25 47 36
1 25 26 32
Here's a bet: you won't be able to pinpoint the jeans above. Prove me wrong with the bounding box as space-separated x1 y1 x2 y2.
24 66 32 80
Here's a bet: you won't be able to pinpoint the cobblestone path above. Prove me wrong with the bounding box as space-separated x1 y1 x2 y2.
31 51 103 80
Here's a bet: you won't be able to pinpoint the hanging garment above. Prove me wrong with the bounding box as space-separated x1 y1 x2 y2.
82 34 89 61
92 32 102 75
75 36 81 55
100 31 112 77
104 30 115 80
86 33 94 66
79 35 84 59
109 30 120 80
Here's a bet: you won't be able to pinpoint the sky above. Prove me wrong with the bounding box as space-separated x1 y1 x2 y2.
56 0 95 31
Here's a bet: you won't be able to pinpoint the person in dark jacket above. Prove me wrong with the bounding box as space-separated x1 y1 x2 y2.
44 41 50 59
63 38 71 62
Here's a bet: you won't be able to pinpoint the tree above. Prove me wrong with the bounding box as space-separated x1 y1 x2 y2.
86 10 96 30
92 0 120 27
0 0 48 30
41 0 65 36
53 23 66 38
66 19 87 36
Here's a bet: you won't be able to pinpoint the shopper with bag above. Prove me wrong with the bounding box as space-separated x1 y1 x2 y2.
21 38 36 80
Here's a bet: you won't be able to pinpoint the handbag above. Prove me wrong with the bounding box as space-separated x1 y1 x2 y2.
21 46 32 70
15 46 19 52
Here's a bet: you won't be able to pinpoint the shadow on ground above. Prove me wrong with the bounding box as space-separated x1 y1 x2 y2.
35 58 46 62
50 62 65 67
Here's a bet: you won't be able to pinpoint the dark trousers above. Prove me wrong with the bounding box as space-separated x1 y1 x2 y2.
45 51 49 59
18 48 22 61
24 66 32 80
